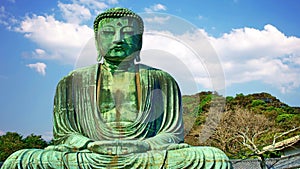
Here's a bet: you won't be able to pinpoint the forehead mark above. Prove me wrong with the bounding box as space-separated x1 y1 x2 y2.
117 22 122 27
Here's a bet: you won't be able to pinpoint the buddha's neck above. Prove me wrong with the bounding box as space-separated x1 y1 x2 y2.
103 59 135 74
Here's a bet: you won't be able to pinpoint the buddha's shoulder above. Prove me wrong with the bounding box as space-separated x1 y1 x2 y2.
70 64 98 75
59 64 98 82
138 64 175 80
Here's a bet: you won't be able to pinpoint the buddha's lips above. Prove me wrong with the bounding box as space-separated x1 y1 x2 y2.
111 46 125 51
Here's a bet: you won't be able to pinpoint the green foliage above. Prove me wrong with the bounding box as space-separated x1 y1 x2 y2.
251 99 266 107
194 115 206 126
0 132 24 161
0 132 49 162
225 96 234 103
276 114 295 123
282 106 295 114
236 93 244 97
23 134 48 149
197 93 212 115
193 93 213 125
263 151 282 158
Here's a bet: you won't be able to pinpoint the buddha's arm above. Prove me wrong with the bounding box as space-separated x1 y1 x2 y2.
51 76 93 151
142 71 185 150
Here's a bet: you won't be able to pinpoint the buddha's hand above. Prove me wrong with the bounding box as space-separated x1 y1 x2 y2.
45 144 77 152
87 141 116 154
119 140 150 154
87 140 150 155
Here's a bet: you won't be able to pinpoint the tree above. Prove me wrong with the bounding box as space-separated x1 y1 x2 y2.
0 132 25 161
207 108 275 156
205 107 300 169
23 134 48 149
0 132 49 162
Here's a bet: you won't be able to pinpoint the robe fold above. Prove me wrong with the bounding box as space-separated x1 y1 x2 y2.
1 64 231 169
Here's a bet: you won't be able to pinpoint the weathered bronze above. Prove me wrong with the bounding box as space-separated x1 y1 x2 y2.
1 8 231 168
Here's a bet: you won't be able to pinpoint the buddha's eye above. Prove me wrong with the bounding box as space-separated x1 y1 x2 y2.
123 31 134 36
100 27 115 36
100 30 115 36
122 27 134 36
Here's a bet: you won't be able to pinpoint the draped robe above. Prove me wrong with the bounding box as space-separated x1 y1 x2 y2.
1 64 231 169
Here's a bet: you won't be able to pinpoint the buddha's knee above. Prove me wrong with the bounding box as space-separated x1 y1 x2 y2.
192 146 229 159
1 149 29 168
1 149 64 169
6 149 30 161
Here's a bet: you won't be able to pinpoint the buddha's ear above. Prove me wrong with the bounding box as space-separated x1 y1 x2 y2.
97 54 103 62
134 34 142 62
135 52 141 62
95 36 103 62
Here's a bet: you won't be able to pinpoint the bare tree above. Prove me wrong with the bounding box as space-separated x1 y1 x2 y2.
206 107 300 169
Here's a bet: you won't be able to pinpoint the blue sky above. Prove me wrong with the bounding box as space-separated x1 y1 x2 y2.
0 0 299 140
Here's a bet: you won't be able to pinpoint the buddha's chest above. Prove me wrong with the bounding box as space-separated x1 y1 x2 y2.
99 71 138 125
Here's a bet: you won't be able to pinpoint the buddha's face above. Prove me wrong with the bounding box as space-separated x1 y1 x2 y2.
96 17 142 63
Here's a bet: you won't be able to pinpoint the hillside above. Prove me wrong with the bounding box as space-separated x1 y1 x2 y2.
182 91 300 158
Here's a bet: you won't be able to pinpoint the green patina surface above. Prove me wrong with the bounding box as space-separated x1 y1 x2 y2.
1 8 231 169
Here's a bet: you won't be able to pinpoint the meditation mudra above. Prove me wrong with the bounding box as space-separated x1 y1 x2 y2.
2 8 230 168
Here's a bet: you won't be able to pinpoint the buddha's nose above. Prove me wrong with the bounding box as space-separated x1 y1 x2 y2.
113 32 123 44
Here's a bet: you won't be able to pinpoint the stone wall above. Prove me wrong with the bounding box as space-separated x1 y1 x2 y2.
231 153 300 169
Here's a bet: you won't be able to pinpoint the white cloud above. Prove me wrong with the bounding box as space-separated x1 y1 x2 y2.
140 31 212 94
0 6 7 26
212 24 300 60
7 0 15 3
140 23 300 94
31 48 48 58
292 55 300 65
0 5 17 25
107 0 118 4
0 6 4 13
145 4 167 12
78 0 108 8
77 0 108 14
58 2 92 24
56 0 110 22
210 24 300 93
15 14 94 63
152 4 167 11
35 48 46 55
198 15 204 20
143 16 170 24
26 62 47 76
0 130 5 136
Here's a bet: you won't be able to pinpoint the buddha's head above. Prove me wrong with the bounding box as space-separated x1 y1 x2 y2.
94 8 144 64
